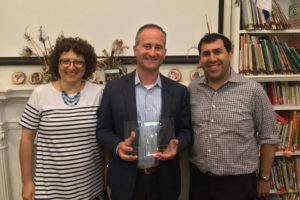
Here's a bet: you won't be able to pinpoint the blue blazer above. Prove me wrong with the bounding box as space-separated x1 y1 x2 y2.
97 71 193 200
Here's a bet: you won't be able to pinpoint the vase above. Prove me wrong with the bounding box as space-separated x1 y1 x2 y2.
104 69 121 82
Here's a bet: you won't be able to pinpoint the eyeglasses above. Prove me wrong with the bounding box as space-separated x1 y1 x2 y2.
59 59 85 68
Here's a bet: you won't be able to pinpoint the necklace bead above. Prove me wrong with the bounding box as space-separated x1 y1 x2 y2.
61 90 80 106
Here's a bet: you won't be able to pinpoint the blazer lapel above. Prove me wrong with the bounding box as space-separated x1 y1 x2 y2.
123 71 138 121
160 75 172 119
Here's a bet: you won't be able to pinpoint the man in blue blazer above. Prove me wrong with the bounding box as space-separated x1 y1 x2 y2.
97 24 193 200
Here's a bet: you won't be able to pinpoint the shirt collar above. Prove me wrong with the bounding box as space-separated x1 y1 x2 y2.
135 70 162 88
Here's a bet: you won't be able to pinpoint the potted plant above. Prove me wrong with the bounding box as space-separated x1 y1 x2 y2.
98 39 129 82
21 26 58 83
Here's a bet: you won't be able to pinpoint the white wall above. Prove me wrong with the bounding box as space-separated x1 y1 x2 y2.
0 0 220 57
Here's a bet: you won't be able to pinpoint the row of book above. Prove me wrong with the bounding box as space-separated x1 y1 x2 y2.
276 111 300 153
269 157 300 195
239 34 300 75
241 0 290 30
261 82 300 106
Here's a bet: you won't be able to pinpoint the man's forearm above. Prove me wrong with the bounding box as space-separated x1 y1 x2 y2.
259 144 277 179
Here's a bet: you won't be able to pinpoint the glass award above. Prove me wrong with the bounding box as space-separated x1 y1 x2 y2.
123 119 175 157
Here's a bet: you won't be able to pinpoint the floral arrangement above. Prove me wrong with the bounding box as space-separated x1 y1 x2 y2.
21 26 57 83
98 40 129 80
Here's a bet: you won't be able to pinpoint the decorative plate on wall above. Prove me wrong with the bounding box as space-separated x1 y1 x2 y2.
168 69 181 82
11 72 25 84
29 72 43 85
190 69 203 81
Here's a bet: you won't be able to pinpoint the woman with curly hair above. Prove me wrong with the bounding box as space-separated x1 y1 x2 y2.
19 37 107 200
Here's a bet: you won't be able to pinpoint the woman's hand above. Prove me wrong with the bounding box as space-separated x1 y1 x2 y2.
22 180 35 200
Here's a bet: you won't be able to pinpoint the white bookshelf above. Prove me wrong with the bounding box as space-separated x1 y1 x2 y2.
230 0 300 197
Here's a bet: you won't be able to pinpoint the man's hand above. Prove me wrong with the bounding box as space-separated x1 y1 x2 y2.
257 179 271 197
152 139 178 160
117 131 138 161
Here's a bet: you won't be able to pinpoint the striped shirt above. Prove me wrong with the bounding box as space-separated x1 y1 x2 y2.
135 72 162 168
188 69 280 175
19 82 105 200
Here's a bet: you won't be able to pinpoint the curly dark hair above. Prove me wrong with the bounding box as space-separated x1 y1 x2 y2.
48 37 97 80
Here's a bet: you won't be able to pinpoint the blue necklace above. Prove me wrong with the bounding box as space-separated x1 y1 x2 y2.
61 91 80 106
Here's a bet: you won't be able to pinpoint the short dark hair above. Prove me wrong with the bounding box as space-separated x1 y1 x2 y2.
198 33 233 54
49 37 97 80
135 24 167 46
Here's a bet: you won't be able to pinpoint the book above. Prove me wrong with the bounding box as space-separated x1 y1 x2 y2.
273 0 290 29
251 35 261 74
240 34 245 73
260 39 271 73
246 0 254 29
241 0 250 29
281 42 300 71
272 36 286 73
258 42 266 73
267 36 282 73
250 0 258 29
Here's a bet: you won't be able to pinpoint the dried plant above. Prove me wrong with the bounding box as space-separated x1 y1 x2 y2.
98 39 129 72
21 26 56 83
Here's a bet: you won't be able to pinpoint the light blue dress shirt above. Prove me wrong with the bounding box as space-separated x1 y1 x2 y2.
135 71 162 168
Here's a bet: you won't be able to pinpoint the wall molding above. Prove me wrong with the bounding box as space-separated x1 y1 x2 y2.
0 56 199 66
0 87 33 100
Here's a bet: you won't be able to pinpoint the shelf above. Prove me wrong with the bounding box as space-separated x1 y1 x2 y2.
269 190 283 195
275 150 300 157
244 75 300 82
240 29 300 34
270 189 300 194
273 105 300 111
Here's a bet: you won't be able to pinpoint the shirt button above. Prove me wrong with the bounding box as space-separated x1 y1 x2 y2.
208 149 211 153
147 108 151 112
212 105 216 108
210 119 214 123
209 134 212 137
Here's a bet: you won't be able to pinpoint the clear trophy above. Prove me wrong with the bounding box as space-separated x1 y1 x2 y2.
123 119 175 158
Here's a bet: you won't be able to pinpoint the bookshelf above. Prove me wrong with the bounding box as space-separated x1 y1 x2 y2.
231 1 300 74
231 0 300 198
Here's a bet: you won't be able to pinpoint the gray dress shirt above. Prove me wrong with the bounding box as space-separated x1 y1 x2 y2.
188 69 280 175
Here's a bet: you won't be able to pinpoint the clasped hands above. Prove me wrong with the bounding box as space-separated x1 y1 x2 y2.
117 131 178 162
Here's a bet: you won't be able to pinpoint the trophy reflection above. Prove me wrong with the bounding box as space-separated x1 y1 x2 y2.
124 119 175 160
